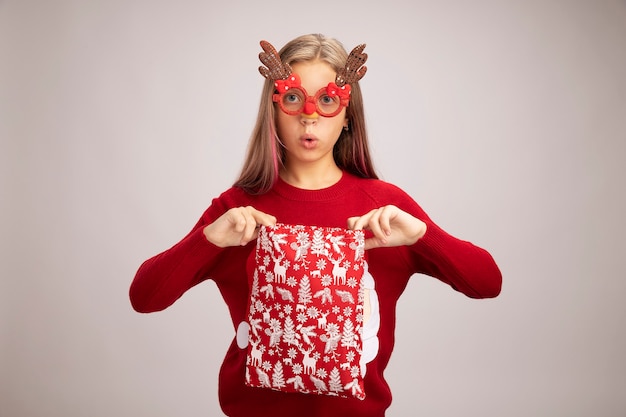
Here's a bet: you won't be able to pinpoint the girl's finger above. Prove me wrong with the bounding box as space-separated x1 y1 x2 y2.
348 210 373 231
378 206 394 236
368 208 388 244
240 208 260 245
251 210 277 227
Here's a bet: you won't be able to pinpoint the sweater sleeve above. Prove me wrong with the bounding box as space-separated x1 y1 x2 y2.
128 191 241 313
390 187 502 299
410 220 502 299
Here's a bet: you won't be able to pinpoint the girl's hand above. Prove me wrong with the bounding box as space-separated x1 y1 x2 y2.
203 206 277 247
347 205 427 250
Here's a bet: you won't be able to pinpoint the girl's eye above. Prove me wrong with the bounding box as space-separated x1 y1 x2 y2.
318 95 339 109
285 93 301 103
320 95 334 105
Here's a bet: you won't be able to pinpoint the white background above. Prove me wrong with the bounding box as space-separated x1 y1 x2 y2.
1 1 625 416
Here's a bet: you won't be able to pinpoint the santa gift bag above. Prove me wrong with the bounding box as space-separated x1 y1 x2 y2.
243 223 367 399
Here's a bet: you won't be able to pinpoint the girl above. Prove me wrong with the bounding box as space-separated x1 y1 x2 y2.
130 33 502 417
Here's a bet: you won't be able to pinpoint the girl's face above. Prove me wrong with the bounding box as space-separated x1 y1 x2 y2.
275 60 348 172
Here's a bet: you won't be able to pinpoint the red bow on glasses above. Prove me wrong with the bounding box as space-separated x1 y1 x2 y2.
327 82 351 102
274 74 301 92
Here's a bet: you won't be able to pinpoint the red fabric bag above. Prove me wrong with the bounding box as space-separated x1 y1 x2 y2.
243 223 367 399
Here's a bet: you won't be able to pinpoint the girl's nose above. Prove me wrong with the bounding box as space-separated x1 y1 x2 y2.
301 112 319 124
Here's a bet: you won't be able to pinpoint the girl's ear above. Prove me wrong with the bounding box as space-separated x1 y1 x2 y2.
343 119 350 131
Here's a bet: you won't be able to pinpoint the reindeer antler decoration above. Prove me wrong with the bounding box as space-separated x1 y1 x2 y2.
258 40 368 87
258 40 292 81
335 44 367 87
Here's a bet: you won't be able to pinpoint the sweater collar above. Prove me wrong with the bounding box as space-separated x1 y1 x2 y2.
271 171 355 202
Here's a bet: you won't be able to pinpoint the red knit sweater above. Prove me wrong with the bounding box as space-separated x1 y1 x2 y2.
130 172 502 417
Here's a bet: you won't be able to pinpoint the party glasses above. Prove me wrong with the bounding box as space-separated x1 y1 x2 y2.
272 73 351 117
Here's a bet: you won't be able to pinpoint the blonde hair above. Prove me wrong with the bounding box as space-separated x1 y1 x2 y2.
234 34 378 194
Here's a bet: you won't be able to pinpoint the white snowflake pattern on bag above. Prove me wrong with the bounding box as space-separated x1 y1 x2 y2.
243 223 368 400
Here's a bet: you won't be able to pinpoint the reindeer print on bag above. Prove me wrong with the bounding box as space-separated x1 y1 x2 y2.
240 223 369 400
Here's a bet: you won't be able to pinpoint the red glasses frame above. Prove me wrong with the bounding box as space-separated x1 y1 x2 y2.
272 74 351 118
